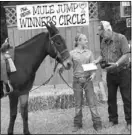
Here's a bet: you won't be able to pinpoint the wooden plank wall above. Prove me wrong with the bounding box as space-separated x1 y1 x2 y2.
7 19 102 86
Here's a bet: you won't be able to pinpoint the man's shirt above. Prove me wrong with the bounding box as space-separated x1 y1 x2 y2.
70 48 94 78
100 32 130 70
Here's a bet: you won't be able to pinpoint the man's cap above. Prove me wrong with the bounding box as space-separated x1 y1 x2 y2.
97 21 112 35
99 21 112 31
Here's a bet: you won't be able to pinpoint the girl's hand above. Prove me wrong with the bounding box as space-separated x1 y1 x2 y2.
92 60 99 65
90 72 96 81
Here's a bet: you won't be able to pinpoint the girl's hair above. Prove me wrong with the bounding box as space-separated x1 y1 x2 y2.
74 33 83 47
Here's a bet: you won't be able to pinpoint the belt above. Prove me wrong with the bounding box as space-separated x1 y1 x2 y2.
74 76 90 83
108 65 129 74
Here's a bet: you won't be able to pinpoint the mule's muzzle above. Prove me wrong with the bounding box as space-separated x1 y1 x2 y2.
63 58 72 70
65 61 72 70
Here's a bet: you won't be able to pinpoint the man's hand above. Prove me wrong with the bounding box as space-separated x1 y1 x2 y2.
93 56 103 65
105 62 118 72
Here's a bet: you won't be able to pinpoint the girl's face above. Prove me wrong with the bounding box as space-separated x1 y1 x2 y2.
78 34 88 48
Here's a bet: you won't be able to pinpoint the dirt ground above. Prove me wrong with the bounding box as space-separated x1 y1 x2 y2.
1 93 131 134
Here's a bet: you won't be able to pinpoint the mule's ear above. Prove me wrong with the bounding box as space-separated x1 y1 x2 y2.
44 22 54 37
49 22 59 33
44 22 52 32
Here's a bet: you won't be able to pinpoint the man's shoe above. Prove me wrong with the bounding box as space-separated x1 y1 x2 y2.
105 121 118 128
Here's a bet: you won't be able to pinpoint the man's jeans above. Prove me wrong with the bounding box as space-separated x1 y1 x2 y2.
107 68 131 124
73 77 102 127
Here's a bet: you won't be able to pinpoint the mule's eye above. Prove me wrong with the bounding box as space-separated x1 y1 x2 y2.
51 40 54 44
57 42 61 45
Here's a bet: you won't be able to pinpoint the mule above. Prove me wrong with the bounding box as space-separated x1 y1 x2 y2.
0 22 72 135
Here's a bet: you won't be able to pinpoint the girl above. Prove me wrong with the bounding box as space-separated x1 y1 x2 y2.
59 33 102 132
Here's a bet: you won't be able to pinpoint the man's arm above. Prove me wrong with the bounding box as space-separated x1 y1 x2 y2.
105 34 130 71
93 55 103 65
115 54 129 66
115 35 130 66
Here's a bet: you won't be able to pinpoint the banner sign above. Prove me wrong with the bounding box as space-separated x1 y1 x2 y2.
16 2 89 30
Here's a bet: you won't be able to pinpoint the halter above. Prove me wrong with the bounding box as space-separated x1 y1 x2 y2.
49 33 69 63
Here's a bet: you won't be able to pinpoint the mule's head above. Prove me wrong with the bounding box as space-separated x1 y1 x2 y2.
45 22 72 70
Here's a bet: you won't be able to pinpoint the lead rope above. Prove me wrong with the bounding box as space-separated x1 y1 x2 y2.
59 70 73 89
30 60 58 92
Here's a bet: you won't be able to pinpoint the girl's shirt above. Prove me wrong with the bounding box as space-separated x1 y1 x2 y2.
70 47 94 78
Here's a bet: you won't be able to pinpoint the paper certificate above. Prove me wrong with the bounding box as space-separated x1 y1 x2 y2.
82 63 98 71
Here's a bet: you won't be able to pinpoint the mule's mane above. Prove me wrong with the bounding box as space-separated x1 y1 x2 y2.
15 32 48 49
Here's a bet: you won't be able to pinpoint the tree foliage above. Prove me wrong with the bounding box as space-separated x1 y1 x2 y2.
98 1 131 41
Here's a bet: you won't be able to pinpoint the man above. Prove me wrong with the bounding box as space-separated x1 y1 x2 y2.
1 38 16 96
94 21 131 131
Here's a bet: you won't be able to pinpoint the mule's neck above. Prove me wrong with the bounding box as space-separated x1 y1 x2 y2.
15 32 49 72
